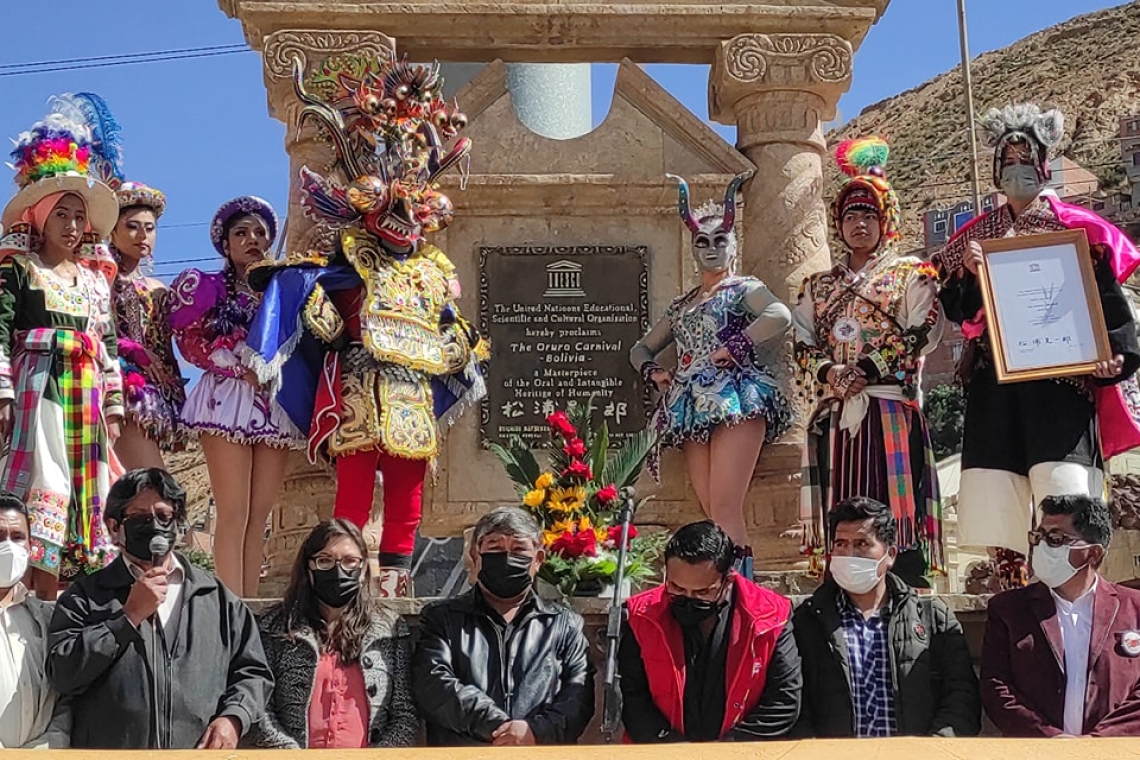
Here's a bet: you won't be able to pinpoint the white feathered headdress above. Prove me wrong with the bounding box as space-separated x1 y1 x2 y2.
978 103 1065 186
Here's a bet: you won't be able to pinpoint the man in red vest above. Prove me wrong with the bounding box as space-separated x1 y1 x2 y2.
618 521 801 742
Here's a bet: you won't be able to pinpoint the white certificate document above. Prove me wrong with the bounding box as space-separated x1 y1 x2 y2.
985 242 1100 372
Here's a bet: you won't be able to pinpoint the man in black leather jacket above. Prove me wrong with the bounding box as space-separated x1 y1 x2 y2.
412 507 595 746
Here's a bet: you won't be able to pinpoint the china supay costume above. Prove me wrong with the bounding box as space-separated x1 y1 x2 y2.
936 104 1140 561
244 52 486 590
0 97 123 578
631 173 792 451
794 137 945 582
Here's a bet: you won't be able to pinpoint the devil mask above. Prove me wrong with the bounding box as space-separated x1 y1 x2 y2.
667 171 752 274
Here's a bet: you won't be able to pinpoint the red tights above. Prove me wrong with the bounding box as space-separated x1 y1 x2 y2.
333 449 426 561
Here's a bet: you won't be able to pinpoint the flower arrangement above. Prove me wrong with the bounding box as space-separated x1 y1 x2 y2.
491 398 665 597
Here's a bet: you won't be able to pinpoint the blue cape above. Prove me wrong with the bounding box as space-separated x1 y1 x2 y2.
245 262 484 435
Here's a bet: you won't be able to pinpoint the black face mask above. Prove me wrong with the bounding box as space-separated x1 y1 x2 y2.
670 592 724 628
311 565 362 608
121 517 177 562
478 552 534 599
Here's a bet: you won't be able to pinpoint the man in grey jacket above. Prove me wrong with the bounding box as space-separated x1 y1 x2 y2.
47 468 273 749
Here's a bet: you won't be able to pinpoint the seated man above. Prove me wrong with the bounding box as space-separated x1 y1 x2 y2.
412 506 594 746
619 520 802 742
0 491 69 748
794 497 979 737
47 468 274 749
982 494 1140 736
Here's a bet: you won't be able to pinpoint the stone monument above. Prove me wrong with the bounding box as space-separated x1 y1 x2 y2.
216 0 891 587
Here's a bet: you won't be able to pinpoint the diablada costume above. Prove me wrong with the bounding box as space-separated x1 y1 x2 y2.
0 98 124 578
935 105 1140 563
244 51 486 584
793 137 945 581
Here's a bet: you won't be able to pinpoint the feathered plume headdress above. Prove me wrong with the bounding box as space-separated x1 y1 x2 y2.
8 114 94 190
2 97 119 237
831 135 900 246
48 92 125 189
978 103 1064 185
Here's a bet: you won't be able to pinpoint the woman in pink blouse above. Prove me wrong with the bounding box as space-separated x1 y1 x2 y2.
169 197 303 596
251 519 417 749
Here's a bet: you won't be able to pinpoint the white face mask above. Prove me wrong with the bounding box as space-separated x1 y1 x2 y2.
830 554 887 595
1031 543 1087 589
0 541 29 589
1000 165 1044 202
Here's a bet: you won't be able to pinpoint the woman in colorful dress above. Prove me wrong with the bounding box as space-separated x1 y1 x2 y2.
629 172 792 576
110 182 188 469
170 197 304 597
0 106 123 598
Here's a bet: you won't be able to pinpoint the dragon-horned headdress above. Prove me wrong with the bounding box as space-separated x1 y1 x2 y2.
291 50 472 251
978 103 1064 186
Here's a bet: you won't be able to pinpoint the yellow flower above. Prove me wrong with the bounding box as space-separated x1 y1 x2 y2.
548 486 586 515
523 489 546 508
535 472 555 490
542 519 576 547
551 518 575 534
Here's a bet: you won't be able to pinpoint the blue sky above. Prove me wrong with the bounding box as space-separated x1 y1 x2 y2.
0 0 1124 282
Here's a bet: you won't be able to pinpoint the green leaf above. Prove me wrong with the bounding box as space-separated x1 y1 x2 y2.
601 427 658 490
588 421 609 483
513 446 543 487
568 394 596 440
489 441 530 497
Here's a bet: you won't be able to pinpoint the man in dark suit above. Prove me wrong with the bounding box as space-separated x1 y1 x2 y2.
981 493 1140 736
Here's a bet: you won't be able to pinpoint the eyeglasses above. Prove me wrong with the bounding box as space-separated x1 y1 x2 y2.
309 556 365 573
124 514 176 529
1027 530 1090 549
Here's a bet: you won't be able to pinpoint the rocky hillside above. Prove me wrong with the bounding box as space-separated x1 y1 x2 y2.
829 1 1140 245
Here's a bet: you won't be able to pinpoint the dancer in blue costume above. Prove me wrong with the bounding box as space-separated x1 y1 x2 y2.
630 172 792 574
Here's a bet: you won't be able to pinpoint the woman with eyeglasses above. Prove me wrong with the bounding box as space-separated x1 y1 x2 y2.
251 519 417 749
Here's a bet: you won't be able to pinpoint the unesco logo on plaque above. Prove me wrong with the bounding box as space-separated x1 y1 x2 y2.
479 246 650 447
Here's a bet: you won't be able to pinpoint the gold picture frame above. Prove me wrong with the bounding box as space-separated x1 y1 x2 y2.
977 228 1111 384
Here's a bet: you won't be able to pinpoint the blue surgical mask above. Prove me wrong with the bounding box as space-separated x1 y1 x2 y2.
1000 165 1044 202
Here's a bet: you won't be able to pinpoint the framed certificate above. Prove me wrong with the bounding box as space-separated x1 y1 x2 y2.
978 229 1111 384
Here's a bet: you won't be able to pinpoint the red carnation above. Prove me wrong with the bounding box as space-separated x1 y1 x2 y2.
550 529 597 559
546 410 577 438
596 484 619 505
563 460 592 480
606 524 638 549
563 438 586 458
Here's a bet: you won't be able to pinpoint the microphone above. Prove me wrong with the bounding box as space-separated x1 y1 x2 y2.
149 535 170 565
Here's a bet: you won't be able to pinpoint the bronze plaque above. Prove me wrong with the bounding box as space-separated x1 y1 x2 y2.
479 246 650 447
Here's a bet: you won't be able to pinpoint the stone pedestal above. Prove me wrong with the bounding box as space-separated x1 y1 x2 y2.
218 2 888 585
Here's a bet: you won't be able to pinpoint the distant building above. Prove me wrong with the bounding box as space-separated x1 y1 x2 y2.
1122 114 1140 208
922 193 1000 250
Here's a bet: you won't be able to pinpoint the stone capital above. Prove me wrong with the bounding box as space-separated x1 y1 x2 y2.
709 33 852 151
261 29 396 123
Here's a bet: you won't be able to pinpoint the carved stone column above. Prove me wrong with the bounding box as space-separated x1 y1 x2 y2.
709 34 853 568
257 30 396 590
710 33 852 298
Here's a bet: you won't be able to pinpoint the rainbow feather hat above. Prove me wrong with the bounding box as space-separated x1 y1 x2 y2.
832 135 901 244
2 106 118 236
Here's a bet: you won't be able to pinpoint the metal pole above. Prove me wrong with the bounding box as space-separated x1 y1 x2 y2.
957 0 983 215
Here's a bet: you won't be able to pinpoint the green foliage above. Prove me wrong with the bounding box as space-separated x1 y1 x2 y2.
181 546 216 573
924 383 966 459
